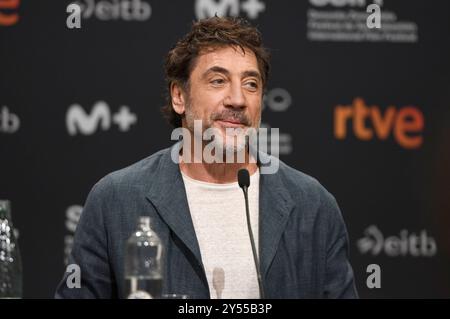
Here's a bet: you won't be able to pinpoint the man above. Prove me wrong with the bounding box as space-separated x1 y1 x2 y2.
56 16 358 299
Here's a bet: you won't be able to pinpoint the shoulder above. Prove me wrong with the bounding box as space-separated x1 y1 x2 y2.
272 159 343 230
90 147 171 197
277 159 337 208
275 159 348 241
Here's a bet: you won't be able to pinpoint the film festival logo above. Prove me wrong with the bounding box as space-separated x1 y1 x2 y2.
66 101 137 136
66 0 151 28
334 98 424 149
309 0 383 24
0 106 20 134
0 0 19 26
357 225 437 257
307 0 419 43
309 0 382 28
195 0 266 20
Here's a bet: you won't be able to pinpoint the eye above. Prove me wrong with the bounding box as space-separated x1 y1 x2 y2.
210 78 226 85
244 80 259 91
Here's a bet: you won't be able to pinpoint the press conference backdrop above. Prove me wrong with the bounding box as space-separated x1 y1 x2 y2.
1 0 449 298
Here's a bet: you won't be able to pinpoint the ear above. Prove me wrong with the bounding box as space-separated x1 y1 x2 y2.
171 82 187 115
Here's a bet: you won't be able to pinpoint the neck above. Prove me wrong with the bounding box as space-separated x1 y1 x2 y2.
179 141 258 184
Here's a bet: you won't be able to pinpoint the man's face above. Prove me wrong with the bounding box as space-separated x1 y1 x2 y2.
174 46 263 153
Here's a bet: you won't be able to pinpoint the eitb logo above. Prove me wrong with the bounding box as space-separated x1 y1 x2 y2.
0 106 20 133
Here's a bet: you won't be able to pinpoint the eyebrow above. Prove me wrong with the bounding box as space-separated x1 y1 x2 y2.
202 66 262 81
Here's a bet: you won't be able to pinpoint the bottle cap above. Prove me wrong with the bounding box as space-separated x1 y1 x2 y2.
138 216 151 230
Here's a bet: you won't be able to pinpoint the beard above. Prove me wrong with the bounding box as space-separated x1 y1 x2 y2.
184 100 259 156
210 126 248 155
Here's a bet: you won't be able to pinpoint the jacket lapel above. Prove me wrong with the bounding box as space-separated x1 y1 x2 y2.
258 155 296 280
145 143 204 267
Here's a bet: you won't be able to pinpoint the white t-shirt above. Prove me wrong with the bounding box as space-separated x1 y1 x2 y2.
181 169 260 299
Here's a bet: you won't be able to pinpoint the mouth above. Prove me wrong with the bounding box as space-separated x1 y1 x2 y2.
215 119 246 128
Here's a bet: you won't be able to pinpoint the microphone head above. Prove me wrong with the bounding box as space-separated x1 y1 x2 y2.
238 169 250 189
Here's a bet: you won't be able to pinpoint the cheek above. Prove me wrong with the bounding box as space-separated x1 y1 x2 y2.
193 89 221 106
194 94 223 117
249 97 262 114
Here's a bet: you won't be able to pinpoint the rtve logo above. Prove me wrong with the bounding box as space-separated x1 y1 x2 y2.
0 0 20 26
334 98 424 149
0 106 20 133
66 101 137 136
195 0 266 20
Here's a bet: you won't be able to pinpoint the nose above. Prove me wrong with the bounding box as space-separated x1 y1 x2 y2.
224 82 246 109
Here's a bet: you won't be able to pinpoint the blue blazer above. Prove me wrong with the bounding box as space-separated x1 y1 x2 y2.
55 144 358 298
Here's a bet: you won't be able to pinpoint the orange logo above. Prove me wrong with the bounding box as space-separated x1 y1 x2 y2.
0 0 20 26
334 98 424 149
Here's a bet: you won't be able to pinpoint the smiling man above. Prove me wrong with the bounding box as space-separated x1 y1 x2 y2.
171 45 262 181
56 16 358 299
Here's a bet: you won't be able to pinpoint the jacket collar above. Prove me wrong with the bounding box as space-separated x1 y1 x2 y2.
145 142 203 266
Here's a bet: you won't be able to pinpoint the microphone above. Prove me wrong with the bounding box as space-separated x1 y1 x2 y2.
237 168 265 299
